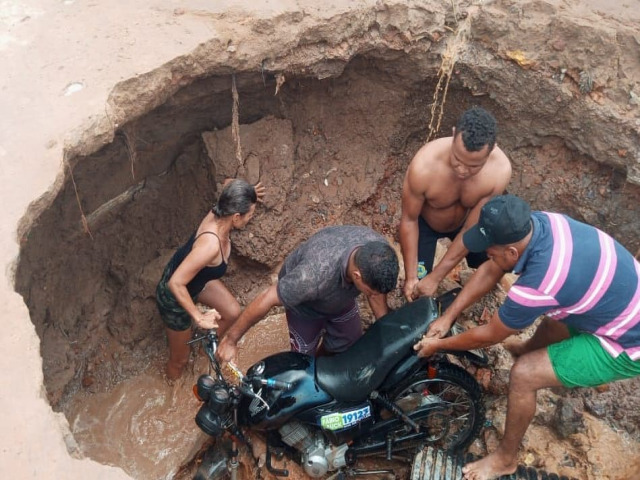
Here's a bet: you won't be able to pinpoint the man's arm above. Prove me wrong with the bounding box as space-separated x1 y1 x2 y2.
414 309 517 357
415 196 489 298
399 160 428 301
425 259 505 338
217 283 282 362
366 293 389 319
415 152 512 298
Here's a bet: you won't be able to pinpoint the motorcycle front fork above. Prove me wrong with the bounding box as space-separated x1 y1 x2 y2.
228 409 250 480
229 450 239 480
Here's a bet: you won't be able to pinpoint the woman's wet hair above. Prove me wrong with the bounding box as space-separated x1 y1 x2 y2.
354 241 399 294
212 179 257 217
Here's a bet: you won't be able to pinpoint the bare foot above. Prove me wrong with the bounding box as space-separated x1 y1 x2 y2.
502 337 526 358
462 452 517 480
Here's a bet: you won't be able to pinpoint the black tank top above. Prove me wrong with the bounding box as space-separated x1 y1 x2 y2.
166 231 228 297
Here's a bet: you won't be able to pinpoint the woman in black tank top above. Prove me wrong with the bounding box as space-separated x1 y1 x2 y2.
156 179 264 380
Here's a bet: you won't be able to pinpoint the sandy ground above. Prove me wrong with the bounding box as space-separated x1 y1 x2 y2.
2 0 640 479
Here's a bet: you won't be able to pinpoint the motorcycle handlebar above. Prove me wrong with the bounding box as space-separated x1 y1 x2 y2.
186 329 218 346
187 332 292 391
259 378 293 391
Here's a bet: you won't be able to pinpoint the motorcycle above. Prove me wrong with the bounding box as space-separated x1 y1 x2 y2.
190 290 487 480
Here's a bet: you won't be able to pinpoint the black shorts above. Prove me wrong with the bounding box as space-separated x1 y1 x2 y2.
416 216 488 279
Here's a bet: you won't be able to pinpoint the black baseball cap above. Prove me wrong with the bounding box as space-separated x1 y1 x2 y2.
463 195 532 252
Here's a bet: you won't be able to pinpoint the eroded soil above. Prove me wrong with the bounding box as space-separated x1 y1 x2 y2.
12 0 640 479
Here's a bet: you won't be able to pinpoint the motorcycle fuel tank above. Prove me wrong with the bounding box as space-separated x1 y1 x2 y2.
238 352 332 430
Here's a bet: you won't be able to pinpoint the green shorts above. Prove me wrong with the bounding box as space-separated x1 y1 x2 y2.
156 267 193 332
548 327 640 388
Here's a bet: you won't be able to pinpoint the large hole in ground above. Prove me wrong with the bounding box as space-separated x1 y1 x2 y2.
15 50 640 479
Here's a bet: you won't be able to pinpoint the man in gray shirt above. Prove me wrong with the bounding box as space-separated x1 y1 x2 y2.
217 225 399 362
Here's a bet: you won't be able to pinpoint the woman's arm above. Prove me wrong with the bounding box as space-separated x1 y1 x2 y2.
168 235 222 328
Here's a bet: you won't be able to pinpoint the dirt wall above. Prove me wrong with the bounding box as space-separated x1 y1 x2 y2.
4 0 640 479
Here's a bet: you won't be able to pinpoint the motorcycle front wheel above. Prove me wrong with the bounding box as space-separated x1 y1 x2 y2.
194 441 230 480
390 362 485 452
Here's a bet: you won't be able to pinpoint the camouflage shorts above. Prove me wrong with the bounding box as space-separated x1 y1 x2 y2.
156 268 193 331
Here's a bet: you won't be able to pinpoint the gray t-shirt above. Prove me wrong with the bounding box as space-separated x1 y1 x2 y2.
277 225 387 319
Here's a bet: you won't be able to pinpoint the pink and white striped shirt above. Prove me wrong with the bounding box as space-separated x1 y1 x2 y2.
499 212 640 360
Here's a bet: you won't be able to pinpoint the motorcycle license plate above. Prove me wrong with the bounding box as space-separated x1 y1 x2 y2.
320 405 371 431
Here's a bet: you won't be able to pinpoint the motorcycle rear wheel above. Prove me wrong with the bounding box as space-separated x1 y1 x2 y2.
390 362 484 452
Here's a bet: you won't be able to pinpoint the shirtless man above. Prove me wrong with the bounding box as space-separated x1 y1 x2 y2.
400 107 512 302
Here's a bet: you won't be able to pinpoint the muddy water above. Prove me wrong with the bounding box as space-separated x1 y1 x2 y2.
69 368 205 479
234 313 291 371
67 314 290 479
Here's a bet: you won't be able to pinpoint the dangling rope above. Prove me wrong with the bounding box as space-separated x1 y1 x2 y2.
426 13 471 142
231 74 245 175
65 152 94 239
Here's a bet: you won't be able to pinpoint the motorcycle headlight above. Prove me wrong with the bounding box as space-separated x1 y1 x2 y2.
208 384 231 415
195 403 226 437
194 374 216 402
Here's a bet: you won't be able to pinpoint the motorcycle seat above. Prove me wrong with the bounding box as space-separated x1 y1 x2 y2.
315 296 439 402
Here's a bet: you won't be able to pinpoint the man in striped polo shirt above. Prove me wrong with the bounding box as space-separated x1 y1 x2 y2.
413 194 640 480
